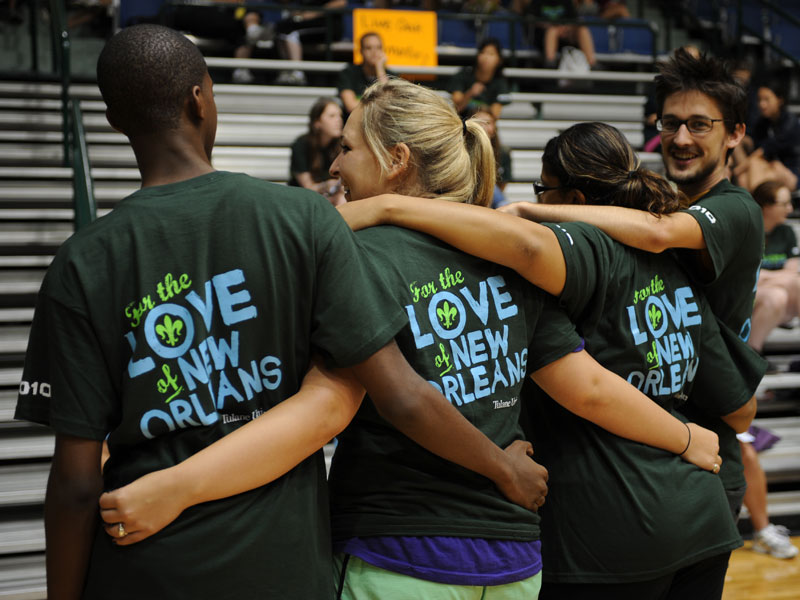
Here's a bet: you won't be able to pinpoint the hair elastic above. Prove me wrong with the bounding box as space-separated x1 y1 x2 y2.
627 169 637 180
462 119 468 137
678 422 691 456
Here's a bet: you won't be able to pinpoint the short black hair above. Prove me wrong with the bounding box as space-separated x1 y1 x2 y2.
97 24 208 136
655 47 747 133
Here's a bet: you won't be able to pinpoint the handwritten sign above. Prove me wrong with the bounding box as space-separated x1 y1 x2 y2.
352 9 438 69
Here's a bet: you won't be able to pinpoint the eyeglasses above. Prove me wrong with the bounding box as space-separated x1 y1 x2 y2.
656 117 729 135
532 181 561 198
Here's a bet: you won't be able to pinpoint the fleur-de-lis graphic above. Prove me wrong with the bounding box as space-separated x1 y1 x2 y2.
155 314 184 347
646 340 661 370
436 301 458 329
648 305 662 330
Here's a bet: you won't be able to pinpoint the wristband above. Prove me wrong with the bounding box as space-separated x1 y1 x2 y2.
678 423 691 456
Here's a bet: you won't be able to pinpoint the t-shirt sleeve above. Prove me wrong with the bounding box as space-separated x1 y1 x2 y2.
491 76 510 106
543 222 611 318
309 203 408 367
525 291 583 373
15 284 118 439
336 65 355 94
290 135 310 177
446 68 470 94
689 309 767 417
681 190 760 285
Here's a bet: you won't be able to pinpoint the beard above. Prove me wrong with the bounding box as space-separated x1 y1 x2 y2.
664 150 721 188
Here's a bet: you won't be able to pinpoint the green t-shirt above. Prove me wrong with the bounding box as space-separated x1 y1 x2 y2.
677 179 765 491
329 226 581 543
336 63 397 104
446 66 510 115
288 133 336 187
15 172 406 600
763 223 799 270
526 222 750 583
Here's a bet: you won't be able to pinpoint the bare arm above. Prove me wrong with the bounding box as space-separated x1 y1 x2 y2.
338 194 567 296
501 201 707 253
100 358 364 545
352 341 548 511
340 89 359 115
531 350 721 470
721 395 757 433
46 435 104 600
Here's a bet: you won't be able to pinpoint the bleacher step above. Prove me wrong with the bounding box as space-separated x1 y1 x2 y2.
0 554 45 600
0 519 44 555
0 465 48 506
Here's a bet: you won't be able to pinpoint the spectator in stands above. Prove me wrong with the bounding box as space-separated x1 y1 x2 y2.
337 32 393 116
513 0 597 69
231 11 274 84
274 0 346 86
289 97 346 205
469 105 513 207
740 432 799 559
448 38 509 119
747 181 800 357
733 77 800 192
575 0 630 18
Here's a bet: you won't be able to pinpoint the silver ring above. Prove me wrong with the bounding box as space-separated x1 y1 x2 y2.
117 522 127 538
712 463 720 474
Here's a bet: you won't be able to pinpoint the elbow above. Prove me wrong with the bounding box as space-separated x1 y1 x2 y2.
724 398 757 434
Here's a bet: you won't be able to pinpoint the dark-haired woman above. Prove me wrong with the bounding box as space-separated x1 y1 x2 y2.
338 121 763 599
289 97 345 205
448 38 509 119
733 79 800 192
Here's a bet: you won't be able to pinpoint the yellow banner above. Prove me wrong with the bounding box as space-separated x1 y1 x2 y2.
352 9 438 67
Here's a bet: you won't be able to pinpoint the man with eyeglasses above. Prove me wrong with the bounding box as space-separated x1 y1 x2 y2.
505 47 764 529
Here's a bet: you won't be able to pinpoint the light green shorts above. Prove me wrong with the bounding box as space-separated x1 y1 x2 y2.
333 553 542 600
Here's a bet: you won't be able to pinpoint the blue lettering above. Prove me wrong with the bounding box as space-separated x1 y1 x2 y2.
450 336 471 370
169 399 200 429
471 365 491 399
406 304 434 348
456 373 476 404
675 287 701 327
485 326 509 359
488 275 518 320
185 280 215 330
645 296 669 339
140 409 175 439
178 348 209 391
207 332 240 370
467 330 488 363
459 280 489 325
124 331 155 378
626 306 648 345
260 356 282 390
189 393 220 426
442 375 461 405
212 269 257 326
215 371 244 409
239 360 262 400
491 359 510 393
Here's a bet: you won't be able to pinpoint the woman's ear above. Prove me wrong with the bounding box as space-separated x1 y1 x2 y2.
387 143 411 180
564 188 586 205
